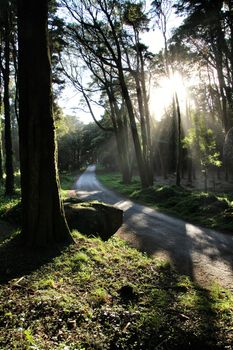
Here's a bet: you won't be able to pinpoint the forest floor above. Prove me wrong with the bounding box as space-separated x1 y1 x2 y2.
0 171 232 348
155 171 233 194
0 228 232 349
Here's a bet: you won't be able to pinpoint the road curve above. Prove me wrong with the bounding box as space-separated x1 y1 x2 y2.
74 165 233 290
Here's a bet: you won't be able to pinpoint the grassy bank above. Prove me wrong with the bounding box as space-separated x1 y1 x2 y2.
97 172 233 233
0 230 232 349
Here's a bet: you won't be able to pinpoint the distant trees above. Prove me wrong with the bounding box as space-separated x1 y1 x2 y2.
17 0 73 246
151 0 183 186
124 0 232 189
61 0 154 187
165 0 233 183
173 0 233 133
55 0 233 190
183 113 222 191
56 114 117 171
0 0 15 195
60 45 133 182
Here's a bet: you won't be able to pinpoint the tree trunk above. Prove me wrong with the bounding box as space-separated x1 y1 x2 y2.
212 34 230 133
204 167 208 192
0 133 3 182
17 0 73 246
135 76 147 162
107 91 132 184
3 4 14 195
0 76 3 181
174 94 181 187
187 157 193 184
118 70 150 188
139 50 153 184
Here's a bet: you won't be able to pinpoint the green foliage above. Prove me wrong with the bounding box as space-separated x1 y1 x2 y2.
123 2 149 29
90 287 109 305
59 170 79 198
36 278 56 289
183 114 222 170
56 115 84 171
56 115 115 171
0 179 21 225
23 328 36 347
97 172 141 195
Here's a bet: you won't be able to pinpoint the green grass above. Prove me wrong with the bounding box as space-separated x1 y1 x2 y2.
0 175 21 225
97 173 142 196
0 170 79 223
59 170 80 198
0 230 232 349
98 172 233 232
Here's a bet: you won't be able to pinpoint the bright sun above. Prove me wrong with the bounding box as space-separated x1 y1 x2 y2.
149 72 187 121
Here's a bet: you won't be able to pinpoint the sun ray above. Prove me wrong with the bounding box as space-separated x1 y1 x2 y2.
149 71 188 122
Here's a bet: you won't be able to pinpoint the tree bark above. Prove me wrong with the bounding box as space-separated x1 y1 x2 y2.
17 0 73 246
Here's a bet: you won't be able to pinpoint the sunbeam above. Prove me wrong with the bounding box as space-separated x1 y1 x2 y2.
149 71 187 121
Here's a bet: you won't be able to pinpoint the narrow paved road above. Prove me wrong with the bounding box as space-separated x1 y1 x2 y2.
74 165 233 290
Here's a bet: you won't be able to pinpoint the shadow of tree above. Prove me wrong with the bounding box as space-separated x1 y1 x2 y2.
131 264 229 349
75 180 233 290
0 229 70 285
0 219 16 244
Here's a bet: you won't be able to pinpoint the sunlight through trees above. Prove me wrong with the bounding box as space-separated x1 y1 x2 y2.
0 0 233 243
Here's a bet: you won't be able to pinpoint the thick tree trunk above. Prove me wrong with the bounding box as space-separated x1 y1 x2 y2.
17 0 73 246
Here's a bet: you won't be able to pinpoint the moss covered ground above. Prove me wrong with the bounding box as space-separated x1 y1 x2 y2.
0 231 232 349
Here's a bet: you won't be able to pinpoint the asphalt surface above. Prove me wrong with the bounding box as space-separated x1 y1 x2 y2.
74 165 233 290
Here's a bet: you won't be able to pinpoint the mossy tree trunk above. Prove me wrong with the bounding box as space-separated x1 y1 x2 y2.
17 0 73 246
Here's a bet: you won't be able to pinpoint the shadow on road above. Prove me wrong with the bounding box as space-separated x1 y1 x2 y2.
75 166 233 289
